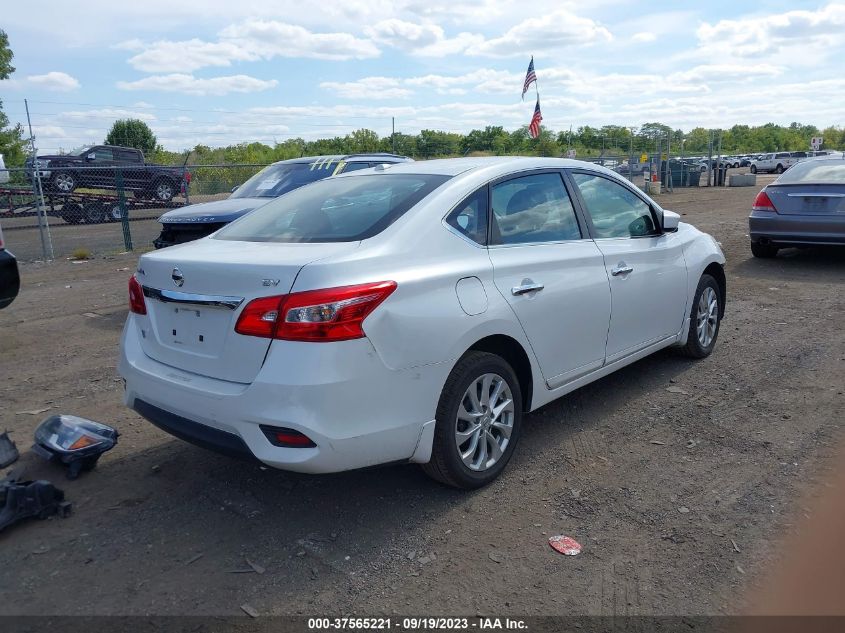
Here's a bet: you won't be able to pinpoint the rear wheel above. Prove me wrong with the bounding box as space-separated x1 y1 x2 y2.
751 241 779 258
108 204 126 222
422 351 523 489
60 201 83 224
679 274 721 359
84 201 108 224
750 165 757 174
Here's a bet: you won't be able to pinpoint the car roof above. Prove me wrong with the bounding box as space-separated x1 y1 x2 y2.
343 156 611 178
275 153 411 165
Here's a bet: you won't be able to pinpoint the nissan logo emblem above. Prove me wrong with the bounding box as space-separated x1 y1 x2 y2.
171 268 184 287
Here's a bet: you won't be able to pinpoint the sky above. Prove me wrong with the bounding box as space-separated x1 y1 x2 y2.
1 0 844 152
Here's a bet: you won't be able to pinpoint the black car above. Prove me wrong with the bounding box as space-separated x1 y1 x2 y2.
25 144 188 202
0 223 20 310
154 153 412 248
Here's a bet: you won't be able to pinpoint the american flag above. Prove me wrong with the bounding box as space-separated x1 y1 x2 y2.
528 98 543 139
521 56 537 100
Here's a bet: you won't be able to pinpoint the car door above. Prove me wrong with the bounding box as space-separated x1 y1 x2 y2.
87 146 115 190
116 148 143 190
568 171 688 363
486 171 611 388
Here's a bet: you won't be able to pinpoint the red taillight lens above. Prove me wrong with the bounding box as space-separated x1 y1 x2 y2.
234 295 285 337
128 275 147 315
234 281 397 342
752 190 776 212
260 425 316 448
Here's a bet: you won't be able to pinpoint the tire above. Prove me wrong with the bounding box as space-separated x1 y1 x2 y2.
60 201 84 224
751 241 779 258
750 165 757 174
775 164 784 174
108 204 126 222
51 171 77 194
679 274 722 359
152 178 175 202
84 201 108 224
422 351 523 489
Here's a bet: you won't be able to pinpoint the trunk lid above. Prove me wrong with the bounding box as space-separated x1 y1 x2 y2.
134 238 359 383
767 184 845 215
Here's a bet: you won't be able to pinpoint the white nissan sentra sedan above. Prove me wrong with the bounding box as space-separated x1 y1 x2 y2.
120 157 726 488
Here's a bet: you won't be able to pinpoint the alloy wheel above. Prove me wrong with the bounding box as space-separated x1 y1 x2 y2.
54 173 74 192
455 373 515 472
696 286 719 348
156 182 173 200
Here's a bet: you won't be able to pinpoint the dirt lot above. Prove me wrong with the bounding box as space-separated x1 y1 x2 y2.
1 175 843 617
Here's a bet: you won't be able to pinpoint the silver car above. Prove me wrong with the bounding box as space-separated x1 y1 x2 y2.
749 156 845 257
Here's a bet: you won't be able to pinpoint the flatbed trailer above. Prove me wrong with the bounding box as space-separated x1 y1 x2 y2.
0 187 182 224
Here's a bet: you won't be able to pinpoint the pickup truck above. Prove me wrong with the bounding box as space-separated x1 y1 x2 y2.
25 145 188 202
750 152 796 174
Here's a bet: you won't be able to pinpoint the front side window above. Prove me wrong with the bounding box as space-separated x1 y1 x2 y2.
572 173 659 238
490 173 581 245
215 174 450 243
446 188 488 245
93 148 114 162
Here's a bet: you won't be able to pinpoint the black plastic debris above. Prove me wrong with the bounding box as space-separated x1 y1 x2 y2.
32 415 119 479
0 476 72 533
0 432 19 468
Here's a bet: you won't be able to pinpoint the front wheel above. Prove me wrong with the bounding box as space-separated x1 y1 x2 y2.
51 171 77 194
750 165 757 174
679 274 722 359
152 178 175 202
422 351 523 489
775 164 784 174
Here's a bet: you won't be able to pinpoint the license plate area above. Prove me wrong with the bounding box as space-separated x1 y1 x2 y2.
154 304 231 356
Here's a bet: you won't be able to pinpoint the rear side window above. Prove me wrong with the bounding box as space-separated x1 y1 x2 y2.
446 188 488 245
490 173 581 245
215 174 450 243
572 173 659 238
340 162 373 172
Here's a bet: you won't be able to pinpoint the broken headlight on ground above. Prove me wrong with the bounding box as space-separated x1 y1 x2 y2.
33 415 119 479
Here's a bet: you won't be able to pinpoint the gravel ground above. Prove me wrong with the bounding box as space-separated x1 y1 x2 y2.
0 175 843 617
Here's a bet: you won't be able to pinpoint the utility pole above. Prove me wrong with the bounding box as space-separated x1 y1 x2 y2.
391 117 395 154
629 128 635 183
25 99 53 261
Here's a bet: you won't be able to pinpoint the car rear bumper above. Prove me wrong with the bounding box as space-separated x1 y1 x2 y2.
0 248 21 309
749 211 845 246
119 316 445 473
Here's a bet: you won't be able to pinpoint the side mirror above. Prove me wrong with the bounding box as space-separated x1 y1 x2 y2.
662 210 680 232
86 153 95 161
230 185 240 193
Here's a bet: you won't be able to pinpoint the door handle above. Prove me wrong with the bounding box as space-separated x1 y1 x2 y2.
611 264 634 276
511 282 544 296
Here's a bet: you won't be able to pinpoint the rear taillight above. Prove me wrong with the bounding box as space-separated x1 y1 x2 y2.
752 190 776 212
234 281 397 342
128 275 147 315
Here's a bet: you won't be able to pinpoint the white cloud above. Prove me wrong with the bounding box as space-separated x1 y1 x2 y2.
697 3 845 57
320 77 413 99
365 19 482 56
125 19 381 72
632 32 656 43
25 72 81 91
117 74 278 96
470 9 613 57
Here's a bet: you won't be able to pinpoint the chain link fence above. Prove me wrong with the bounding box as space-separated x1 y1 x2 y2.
1 163 267 261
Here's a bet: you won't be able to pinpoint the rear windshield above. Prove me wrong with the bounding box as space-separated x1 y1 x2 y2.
215 173 450 243
777 159 845 184
231 160 345 199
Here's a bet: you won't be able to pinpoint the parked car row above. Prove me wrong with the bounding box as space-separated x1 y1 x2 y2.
122 156 727 488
